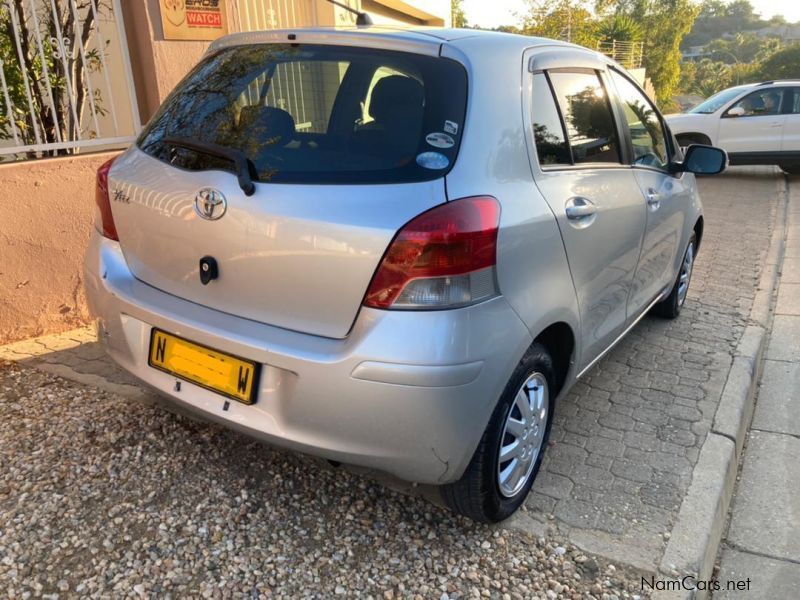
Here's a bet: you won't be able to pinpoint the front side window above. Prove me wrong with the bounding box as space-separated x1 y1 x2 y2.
548 71 622 165
726 88 786 117
610 71 669 170
138 44 468 184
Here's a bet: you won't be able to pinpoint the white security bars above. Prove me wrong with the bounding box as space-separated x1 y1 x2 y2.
0 0 139 162
232 0 321 132
595 40 645 70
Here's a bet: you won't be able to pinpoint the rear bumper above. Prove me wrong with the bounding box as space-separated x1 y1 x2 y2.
83 231 533 484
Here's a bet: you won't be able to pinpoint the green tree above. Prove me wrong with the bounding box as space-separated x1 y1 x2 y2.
678 59 697 92
757 44 800 80
0 1 109 154
596 14 642 43
519 0 598 48
696 0 726 18
725 0 759 25
706 32 781 64
622 0 700 106
688 58 733 96
494 25 522 34
451 0 468 28
683 0 773 49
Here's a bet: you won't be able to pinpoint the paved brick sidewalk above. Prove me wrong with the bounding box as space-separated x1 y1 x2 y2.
0 326 143 395
714 176 800 598
0 167 785 574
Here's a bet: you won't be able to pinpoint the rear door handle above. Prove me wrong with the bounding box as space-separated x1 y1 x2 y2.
565 196 597 220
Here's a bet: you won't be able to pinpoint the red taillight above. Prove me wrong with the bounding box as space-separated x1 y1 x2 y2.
95 157 118 241
364 196 501 309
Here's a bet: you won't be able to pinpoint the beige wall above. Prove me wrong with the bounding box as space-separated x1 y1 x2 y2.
122 0 209 122
0 152 118 344
364 0 449 26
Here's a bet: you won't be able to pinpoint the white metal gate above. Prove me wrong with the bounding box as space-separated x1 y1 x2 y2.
0 0 140 162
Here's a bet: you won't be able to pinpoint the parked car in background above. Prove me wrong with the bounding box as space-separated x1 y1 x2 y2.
84 27 726 522
665 80 800 174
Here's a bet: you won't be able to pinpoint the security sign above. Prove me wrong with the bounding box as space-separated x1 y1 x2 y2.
159 0 229 41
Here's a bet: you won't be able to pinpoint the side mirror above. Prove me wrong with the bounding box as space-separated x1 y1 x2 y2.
725 106 745 118
671 144 728 175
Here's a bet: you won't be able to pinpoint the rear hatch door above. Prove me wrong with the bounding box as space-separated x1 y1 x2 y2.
110 41 468 339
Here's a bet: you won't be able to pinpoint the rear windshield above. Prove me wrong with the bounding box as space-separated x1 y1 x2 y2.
137 44 468 184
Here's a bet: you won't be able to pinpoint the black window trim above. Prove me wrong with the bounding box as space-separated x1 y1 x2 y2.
531 67 627 172
545 71 574 164
536 70 574 166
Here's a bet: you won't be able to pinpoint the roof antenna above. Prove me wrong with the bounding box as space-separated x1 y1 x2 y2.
326 0 373 26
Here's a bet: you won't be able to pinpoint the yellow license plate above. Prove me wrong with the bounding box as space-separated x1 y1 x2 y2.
148 329 259 404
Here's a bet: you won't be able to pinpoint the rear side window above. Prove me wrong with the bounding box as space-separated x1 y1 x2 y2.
138 44 468 184
531 73 571 166
548 71 621 165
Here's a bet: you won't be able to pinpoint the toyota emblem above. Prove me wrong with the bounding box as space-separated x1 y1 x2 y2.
194 188 227 221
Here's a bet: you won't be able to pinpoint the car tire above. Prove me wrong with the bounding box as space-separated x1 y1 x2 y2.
780 164 800 175
652 232 697 319
440 343 556 523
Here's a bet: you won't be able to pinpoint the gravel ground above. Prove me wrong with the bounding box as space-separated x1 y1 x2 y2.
0 359 651 599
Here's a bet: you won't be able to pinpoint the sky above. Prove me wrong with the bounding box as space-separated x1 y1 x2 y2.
462 0 800 30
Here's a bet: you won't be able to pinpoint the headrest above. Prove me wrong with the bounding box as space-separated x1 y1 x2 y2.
238 105 296 145
369 75 424 123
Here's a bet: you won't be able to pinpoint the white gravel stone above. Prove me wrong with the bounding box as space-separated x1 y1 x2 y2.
0 360 650 598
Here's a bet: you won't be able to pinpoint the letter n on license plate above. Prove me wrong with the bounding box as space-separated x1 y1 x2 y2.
148 329 259 404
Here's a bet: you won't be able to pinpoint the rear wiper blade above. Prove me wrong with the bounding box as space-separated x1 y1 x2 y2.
161 136 257 196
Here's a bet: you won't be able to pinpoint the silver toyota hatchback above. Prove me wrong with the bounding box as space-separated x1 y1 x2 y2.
84 27 726 522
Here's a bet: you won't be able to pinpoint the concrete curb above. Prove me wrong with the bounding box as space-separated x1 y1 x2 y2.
657 173 789 600
711 325 765 457
750 175 788 328
656 435 737 600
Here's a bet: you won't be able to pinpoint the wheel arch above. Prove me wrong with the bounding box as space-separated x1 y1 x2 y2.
694 215 704 252
677 132 713 146
532 321 575 396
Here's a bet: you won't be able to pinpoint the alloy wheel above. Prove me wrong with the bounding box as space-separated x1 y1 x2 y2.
497 372 549 498
678 241 695 306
